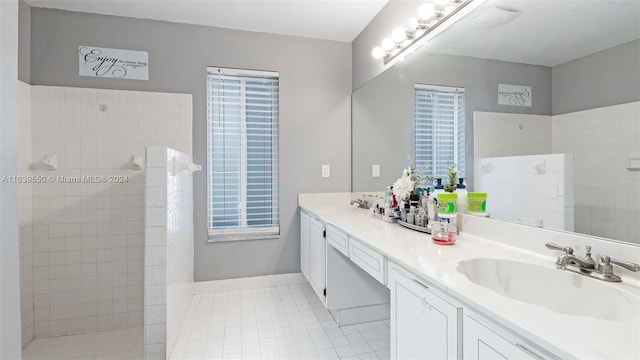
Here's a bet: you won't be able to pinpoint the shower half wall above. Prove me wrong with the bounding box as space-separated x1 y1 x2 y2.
19 84 192 345
144 147 196 359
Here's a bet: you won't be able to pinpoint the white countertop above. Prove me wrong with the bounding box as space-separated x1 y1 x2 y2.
299 193 640 360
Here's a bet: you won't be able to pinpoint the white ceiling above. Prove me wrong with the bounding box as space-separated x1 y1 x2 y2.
26 0 640 65
426 0 640 66
25 0 389 42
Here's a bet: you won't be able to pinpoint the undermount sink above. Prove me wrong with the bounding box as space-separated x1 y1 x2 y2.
457 258 640 321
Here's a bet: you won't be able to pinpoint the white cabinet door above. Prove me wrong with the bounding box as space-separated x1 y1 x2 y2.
389 264 461 360
464 315 546 360
309 216 326 304
300 211 310 282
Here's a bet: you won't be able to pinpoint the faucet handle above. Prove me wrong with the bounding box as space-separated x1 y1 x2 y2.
545 242 574 254
608 257 640 272
599 256 620 281
581 246 596 267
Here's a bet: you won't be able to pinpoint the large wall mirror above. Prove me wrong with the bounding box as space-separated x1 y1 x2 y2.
352 0 640 245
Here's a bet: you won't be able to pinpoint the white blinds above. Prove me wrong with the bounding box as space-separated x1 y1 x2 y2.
207 67 280 240
414 85 465 180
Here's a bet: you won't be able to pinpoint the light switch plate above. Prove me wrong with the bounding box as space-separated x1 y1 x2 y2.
372 164 380 177
321 164 330 178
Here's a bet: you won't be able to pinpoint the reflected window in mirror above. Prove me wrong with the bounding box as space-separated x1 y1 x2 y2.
414 85 465 180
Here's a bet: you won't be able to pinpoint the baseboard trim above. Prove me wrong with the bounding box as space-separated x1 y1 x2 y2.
193 272 306 294
329 303 390 326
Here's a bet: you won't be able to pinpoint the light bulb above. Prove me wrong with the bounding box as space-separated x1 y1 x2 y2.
381 37 395 51
442 3 457 15
418 3 436 21
392 28 407 43
371 47 385 59
406 17 419 31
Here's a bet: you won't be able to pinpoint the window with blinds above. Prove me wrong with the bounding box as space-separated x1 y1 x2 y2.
414 85 465 180
207 67 279 241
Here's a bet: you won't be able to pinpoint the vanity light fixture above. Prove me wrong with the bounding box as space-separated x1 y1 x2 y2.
372 0 488 66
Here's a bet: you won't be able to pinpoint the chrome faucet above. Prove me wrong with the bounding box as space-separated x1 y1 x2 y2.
546 242 640 282
554 245 596 271
350 199 370 209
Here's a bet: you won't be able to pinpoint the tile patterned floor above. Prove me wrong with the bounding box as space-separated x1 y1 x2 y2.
22 326 143 360
21 277 390 360
171 281 391 360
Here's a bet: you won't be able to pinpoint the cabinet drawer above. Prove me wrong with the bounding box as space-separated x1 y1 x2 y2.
464 314 548 360
349 238 386 284
327 225 349 256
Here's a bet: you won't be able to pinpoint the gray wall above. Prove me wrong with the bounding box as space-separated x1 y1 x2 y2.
552 39 640 115
1 0 23 358
352 52 551 192
352 0 421 91
18 0 30 83
30 8 352 281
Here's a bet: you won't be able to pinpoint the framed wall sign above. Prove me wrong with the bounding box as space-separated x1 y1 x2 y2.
79 46 149 80
498 84 532 107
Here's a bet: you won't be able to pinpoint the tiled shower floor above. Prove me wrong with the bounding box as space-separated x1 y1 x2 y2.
22 326 143 360
171 280 391 360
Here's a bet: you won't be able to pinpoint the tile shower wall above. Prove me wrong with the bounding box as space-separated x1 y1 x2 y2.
473 105 639 243
552 101 640 243
18 81 34 347
474 154 574 231
144 147 195 359
29 85 192 338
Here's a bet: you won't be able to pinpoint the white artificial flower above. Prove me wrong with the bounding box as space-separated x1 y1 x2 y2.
393 173 415 201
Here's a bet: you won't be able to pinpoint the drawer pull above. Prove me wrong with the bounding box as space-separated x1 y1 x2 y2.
421 298 432 311
412 278 429 290
515 343 545 360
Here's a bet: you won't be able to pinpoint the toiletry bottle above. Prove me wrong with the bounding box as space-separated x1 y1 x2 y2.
433 178 445 196
409 191 420 215
426 190 437 224
392 193 401 219
433 178 445 209
456 178 468 214
401 203 408 222
428 179 445 223
391 189 398 209
384 203 392 218
421 188 430 210
416 208 426 227
407 206 416 225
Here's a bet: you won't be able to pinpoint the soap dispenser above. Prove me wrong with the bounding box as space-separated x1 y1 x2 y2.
427 180 444 224
434 178 444 193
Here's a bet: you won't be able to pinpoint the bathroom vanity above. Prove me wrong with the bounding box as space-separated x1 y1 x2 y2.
299 193 640 360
